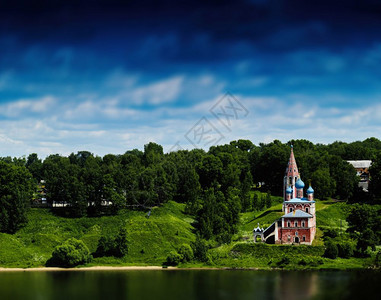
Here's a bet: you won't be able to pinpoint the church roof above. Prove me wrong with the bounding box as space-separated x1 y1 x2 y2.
295 179 305 189
282 210 313 218
285 146 299 177
286 197 315 203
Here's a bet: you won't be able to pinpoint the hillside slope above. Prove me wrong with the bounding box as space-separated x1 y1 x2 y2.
0 201 195 268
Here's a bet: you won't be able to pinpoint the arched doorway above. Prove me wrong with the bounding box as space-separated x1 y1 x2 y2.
294 237 300 243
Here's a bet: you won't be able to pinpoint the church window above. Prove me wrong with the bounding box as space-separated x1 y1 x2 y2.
302 221 305 227
306 207 309 213
289 207 293 213
295 232 298 236
302 236 306 242
287 235 291 241
294 221 298 227
287 221 291 227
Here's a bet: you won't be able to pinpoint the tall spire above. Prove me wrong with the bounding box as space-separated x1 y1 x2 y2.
285 145 299 178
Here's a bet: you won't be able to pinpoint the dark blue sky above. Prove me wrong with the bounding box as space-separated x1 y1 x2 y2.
1 0 381 157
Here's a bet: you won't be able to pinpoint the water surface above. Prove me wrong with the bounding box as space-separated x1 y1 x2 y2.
0 269 378 300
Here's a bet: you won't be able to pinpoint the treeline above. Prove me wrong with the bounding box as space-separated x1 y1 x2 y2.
1 138 381 237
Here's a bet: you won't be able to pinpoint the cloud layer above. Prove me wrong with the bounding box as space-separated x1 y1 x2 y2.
0 1 381 157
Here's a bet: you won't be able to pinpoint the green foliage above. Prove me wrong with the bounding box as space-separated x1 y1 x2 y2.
337 241 355 258
369 152 381 200
357 229 378 255
311 168 336 199
276 256 290 268
324 239 338 259
191 235 209 262
48 238 92 267
177 244 194 262
346 204 381 256
0 161 34 233
164 251 181 266
0 201 195 268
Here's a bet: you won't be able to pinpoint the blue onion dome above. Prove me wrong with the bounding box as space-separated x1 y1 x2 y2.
295 179 305 189
307 185 314 194
286 186 293 194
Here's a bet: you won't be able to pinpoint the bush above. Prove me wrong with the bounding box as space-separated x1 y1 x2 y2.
337 241 354 258
324 240 338 259
276 256 290 268
95 227 128 258
323 228 339 239
191 235 209 262
178 244 194 262
48 238 92 267
164 251 181 266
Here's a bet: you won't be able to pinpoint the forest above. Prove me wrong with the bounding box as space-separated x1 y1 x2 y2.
1 137 381 245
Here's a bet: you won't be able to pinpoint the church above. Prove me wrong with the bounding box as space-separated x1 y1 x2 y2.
256 146 316 245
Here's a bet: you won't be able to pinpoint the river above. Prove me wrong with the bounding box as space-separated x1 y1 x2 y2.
0 269 379 300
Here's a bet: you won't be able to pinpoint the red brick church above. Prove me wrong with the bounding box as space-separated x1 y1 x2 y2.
256 146 316 245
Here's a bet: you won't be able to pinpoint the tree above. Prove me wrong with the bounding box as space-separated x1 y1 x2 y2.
324 239 338 259
240 170 253 211
357 229 378 254
347 204 377 233
95 227 128 258
48 238 92 267
0 161 34 233
311 168 336 199
369 152 381 200
178 244 194 262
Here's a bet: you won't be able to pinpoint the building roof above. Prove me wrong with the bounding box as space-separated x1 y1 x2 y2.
295 178 305 189
282 209 313 218
307 186 314 194
253 223 264 232
347 160 372 169
285 146 299 177
286 197 315 203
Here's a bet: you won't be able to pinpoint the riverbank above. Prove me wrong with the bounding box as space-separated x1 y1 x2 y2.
0 266 171 272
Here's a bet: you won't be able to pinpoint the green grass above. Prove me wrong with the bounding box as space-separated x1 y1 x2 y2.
0 201 195 268
0 198 376 270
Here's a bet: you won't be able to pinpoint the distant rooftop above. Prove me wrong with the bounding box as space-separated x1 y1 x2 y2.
286 198 315 204
282 210 313 218
347 160 372 169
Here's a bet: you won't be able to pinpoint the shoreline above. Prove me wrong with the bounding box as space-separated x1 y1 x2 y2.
0 266 229 272
0 266 170 272
0 265 372 272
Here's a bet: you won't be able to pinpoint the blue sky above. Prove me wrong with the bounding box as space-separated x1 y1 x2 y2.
1 0 381 157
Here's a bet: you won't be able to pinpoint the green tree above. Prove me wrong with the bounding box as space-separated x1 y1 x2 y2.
311 168 336 199
178 244 194 262
48 238 92 267
324 239 338 259
369 152 381 200
0 161 34 233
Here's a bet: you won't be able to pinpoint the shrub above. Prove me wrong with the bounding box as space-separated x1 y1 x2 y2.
178 244 194 262
323 228 339 239
324 240 338 259
95 228 128 258
191 235 209 262
276 256 290 268
164 251 181 266
298 259 307 266
337 241 354 258
48 238 92 267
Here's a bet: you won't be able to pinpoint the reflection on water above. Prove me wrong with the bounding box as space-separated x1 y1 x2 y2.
0 269 379 300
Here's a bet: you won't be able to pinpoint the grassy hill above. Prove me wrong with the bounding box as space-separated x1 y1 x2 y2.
0 198 373 270
0 201 195 268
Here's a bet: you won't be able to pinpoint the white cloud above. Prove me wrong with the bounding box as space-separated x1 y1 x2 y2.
0 96 56 117
128 76 184 105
